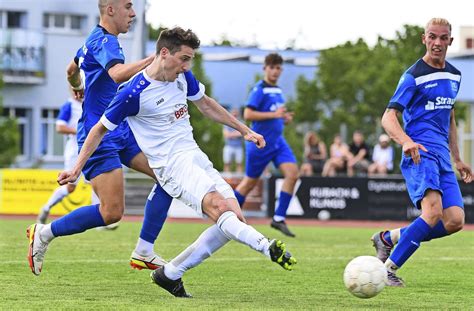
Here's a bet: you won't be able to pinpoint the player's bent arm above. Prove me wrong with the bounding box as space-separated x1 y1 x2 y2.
381 108 413 146
243 107 280 121
449 110 462 162
66 60 82 89
194 95 265 148
58 123 108 185
107 55 154 84
194 95 249 134
56 124 76 135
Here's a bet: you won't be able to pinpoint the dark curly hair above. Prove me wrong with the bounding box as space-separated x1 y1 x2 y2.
264 53 283 66
156 27 200 55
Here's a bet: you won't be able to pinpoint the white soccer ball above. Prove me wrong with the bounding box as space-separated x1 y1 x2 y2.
343 256 387 298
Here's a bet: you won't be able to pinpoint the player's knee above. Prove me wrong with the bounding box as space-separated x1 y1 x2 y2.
100 202 124 224
66 184 76 193
444 217 464 234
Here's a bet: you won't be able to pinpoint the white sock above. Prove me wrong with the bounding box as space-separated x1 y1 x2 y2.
385 259 399 273
135 238 154 257
43 186 70 212
273 215 285 222
390 228 401 245
39 224 55 243
164 224 230 280
216 211 270 257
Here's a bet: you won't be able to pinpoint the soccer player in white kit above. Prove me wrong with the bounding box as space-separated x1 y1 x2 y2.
58 27 297 297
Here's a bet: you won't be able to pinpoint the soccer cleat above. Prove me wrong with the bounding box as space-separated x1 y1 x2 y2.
386 270 405 287
371 231 393 263
269 239 297 271
96 222 120 231
26 224 49 276
150 267 192 298
37 209 49 224
270 220 296 237
130 251 167 270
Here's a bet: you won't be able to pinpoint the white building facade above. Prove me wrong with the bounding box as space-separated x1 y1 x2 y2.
1 0 147 167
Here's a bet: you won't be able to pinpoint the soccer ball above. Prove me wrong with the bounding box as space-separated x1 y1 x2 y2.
343 256 387 298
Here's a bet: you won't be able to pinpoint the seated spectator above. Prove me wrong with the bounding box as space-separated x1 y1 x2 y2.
368 134 394 176
223 108 244 173
300 131 327 176
322 134 349 177
347 131 370 177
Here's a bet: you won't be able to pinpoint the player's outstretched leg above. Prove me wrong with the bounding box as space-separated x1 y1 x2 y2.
268 239 297 271
26 224 50 276
150 267 192 298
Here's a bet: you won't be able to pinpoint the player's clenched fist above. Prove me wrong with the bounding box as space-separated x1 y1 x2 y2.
244 131 266 149
57 170 80 186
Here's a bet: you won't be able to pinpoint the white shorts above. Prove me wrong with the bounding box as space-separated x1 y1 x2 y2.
153 149 236 216
223 145 243 164
64 140 78 171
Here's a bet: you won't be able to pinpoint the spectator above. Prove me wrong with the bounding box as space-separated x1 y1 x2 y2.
368 134 394 176
223 108 244 173
322 134 349 177
300 131 327 176
347 131 371 177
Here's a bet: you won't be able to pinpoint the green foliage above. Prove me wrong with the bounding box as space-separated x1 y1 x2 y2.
188 53 224 170
288 24 426 169
1 219 473 309
0 77 20 167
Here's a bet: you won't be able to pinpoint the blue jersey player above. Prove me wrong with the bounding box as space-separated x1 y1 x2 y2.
371 18 472 286
235 53 299 237
27 0 172 276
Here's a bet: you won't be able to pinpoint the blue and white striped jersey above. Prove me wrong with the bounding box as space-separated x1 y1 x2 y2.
388 58 461 156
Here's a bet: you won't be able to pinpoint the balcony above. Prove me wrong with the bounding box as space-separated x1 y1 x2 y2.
0 29 45 84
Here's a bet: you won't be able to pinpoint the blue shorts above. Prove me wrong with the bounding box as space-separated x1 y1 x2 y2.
400 151 463 209
245 137 296 178
81 131 142 181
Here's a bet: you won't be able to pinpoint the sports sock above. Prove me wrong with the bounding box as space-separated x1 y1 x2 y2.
388 217 432 269
138 183 172 249
50 204 106 237
163 224 230 280
274 191 292 220
42 186 70 212
423 220 448 241
234 190 246 206
217 211 270 257
384 219 448 247
135 238 154 257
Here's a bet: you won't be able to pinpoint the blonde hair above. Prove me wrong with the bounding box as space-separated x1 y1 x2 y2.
425 18 452 34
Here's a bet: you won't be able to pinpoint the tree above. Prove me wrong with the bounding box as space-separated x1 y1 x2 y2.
0 76 20 167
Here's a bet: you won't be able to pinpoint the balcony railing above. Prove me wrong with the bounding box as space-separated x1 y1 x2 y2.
0 29 45 84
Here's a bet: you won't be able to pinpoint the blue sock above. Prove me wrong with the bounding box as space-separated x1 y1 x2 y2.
234 190 246 206
139 183 172 244
275 191 292 218
423 220 448 241
389 217 432 268
51 204 105 237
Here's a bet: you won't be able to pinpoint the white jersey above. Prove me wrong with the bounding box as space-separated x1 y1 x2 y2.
56 98 82 166
100 70 205 168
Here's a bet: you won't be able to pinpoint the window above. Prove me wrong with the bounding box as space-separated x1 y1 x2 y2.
0 11 27 29
41 109 64 158
43 13 86 32
466 38 473 49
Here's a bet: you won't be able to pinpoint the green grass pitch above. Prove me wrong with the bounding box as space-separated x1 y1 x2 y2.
1 219 473 310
